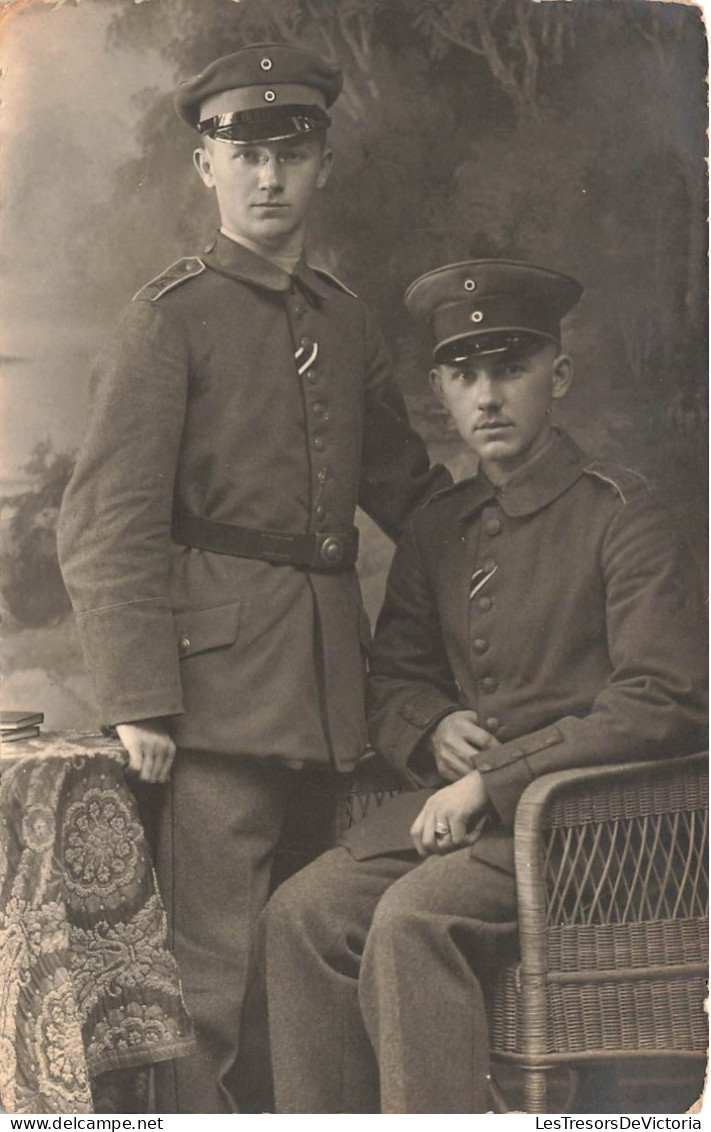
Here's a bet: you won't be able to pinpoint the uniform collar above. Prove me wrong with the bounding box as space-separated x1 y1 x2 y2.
202 231 330 301
457 430 588 521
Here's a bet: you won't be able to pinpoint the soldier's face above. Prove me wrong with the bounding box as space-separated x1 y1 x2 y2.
431 343 573 482
194 134 333 250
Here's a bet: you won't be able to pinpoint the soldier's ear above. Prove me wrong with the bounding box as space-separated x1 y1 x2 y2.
429 367 445 404
193 145 215 189
551 355 573 400
315 146 334 190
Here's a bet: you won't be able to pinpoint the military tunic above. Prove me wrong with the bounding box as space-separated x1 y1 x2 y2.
57 233 449 1113
260 429 707 1113
58 233 448 766
364 428 707 842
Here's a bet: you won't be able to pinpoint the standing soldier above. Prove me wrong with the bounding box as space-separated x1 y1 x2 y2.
57 43 449 1114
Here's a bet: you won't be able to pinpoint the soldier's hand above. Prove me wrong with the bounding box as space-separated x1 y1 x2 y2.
429 710 500 782
410 771 490 857
115 719 176 783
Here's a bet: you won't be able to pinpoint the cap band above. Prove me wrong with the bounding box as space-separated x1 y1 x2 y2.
199 82 328 118
198 105 331 143
432 294 562 352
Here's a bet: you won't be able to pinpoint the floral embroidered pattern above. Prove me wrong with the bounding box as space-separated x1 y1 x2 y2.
22 805 57 855
0 744 194 1115
35 972 89 1104
0 902 86 1113
70 896 180 1017
91 1003 187 1062
63 788 141 906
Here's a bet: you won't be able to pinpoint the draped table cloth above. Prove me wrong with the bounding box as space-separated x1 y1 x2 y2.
0 733 194 1114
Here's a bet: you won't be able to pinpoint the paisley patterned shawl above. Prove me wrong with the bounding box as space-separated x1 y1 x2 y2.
0 736 194 1114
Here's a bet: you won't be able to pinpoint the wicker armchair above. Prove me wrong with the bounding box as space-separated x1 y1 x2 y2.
340 750 709 1113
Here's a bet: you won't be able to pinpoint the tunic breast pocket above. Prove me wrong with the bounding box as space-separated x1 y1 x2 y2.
174 601 242 659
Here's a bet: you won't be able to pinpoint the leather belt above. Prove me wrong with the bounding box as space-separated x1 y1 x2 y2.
172 512 359 572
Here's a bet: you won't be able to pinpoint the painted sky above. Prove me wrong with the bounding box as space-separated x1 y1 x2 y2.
1 0 707 484
0 0 173 478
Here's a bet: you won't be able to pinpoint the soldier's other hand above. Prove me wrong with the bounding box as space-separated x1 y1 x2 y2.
429 710 500 782
115 719 176 783
410 771 490 857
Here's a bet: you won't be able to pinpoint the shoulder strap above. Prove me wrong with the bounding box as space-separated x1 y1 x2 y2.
583 460 648 504
133 257 206 302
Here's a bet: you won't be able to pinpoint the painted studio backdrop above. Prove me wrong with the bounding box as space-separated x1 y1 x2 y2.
0 0 707 729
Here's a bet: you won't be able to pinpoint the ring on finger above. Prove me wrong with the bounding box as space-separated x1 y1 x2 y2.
434 824 451 840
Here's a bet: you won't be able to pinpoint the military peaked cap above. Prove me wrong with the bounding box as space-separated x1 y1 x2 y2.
175 42 342 143
405 260 583 363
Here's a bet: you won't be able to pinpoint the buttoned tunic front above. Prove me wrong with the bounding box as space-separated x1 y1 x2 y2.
58 234 447 767
361 429 707 853
257 430 707 1114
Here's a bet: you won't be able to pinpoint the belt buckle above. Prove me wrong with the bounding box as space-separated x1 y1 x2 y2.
319 534 345 566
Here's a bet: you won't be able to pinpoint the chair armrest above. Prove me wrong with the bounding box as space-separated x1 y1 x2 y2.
515 751 708 832
512 752 708 973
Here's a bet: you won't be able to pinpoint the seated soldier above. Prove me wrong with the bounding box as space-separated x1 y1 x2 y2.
256 261 708 1113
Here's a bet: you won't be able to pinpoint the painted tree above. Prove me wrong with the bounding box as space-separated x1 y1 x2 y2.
412 0 575 124
66 0 710 449
0 443 75 627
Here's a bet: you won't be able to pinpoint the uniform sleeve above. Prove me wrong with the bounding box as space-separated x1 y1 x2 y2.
367 519 460 784
358 311 451 539
472 491 708 829
57 300 189 725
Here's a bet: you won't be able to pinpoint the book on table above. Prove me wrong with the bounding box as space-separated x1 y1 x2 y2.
0 712 44 753
1 724 41 744
1 711 45 731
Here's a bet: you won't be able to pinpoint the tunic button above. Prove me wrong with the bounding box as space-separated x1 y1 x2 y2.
318 466 328 484
313 437 324 451
482 558 497 574
477 596 492 612
484 518 502 537
300 336 312 350
306 371 318 385
473 638 488 654
178 636 190 655
312 401 326 417
486 717 500 732
481 676 498 693
315 504 326 520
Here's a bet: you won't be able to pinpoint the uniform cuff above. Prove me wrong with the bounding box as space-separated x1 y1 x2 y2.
393 690 459 784
473 725 563 828
406 713 460 787
75 599 185 724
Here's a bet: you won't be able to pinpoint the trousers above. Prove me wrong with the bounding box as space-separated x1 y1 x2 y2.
150 750 336 1114
260 842 519 1113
